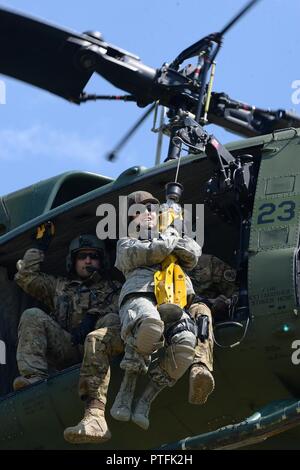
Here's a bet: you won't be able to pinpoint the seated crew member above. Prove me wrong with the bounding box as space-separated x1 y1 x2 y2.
14 225 122 444
188 254 238 404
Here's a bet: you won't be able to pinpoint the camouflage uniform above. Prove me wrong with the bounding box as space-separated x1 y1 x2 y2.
115 225 201 377
111 224 201 429
190 253 238 301
79 313 123 405
188 254 237 396
15 248 123 404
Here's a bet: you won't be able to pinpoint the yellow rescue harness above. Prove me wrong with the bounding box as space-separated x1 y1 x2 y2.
154 255 187 310
154 206 187 316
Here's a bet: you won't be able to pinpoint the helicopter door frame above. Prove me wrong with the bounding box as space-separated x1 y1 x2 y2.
248 128 300 318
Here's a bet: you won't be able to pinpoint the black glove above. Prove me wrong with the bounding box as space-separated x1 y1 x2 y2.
71 313 98 346
210 295 231 320
33 221 55 251
192 294 231 321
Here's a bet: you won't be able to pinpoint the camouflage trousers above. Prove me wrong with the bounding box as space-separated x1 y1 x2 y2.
120 296 197 385
149 329 197 387
190 304 214 372
79 313 124 405
119 296 162 374
17 308 82 378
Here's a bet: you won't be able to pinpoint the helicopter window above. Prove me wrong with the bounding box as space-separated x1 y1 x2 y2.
0 172 112 235
50 173 112 209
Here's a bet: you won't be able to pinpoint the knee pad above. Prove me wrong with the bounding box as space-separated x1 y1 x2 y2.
170 330 197 348
87 328 107 342
86 327 123 357
20 308 46 323
160 343 195 382
95 313 121 329
134 317 164 355
165 317 197 346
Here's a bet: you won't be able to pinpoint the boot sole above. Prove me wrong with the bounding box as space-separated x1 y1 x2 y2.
13 377 42 391
189 371 215 405
64 431 111 445
110 409 131 422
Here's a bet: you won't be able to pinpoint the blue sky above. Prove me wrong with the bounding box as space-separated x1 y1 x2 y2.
0 0 299 195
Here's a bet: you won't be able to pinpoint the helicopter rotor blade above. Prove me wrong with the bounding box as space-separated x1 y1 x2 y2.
170 0 262 70
106 103 156 162
0 7 95 102
220 0 262 36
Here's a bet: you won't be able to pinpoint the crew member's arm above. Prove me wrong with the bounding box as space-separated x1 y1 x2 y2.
14 248 58 310
115 227 179 273
15 223 56 309
172 236 202 270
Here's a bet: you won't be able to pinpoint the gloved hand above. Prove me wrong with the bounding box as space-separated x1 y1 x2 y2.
209 295 231 320
159 205 183 233
33 221 55 251
70 313 98 346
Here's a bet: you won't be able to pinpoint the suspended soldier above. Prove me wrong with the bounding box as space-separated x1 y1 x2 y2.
188 254 238 404
110 190 201 430
14 224 123 444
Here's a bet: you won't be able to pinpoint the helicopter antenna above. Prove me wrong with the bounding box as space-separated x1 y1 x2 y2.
106 103 155 161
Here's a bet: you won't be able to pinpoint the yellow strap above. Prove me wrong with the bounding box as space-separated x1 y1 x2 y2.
154 254 187 308
159 209 175 233
162 254 177 269
36 224 46 240
173 264 187 308
36 221 55 240
159 208 183 233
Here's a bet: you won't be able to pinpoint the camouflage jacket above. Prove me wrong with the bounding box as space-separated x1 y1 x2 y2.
115 227 201 306
190 254 238 299
15 248 122 331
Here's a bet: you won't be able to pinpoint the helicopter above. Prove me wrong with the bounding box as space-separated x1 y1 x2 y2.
1 0 300 450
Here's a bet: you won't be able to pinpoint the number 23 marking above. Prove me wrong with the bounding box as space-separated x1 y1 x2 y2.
257 200 296 224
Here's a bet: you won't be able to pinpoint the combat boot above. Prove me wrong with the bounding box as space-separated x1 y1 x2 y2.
110 371 138 421
64 399 111 444
131 380 165 430
13 375 43 391
188 364 215 405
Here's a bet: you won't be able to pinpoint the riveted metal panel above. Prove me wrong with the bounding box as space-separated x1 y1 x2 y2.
249 134 300 317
